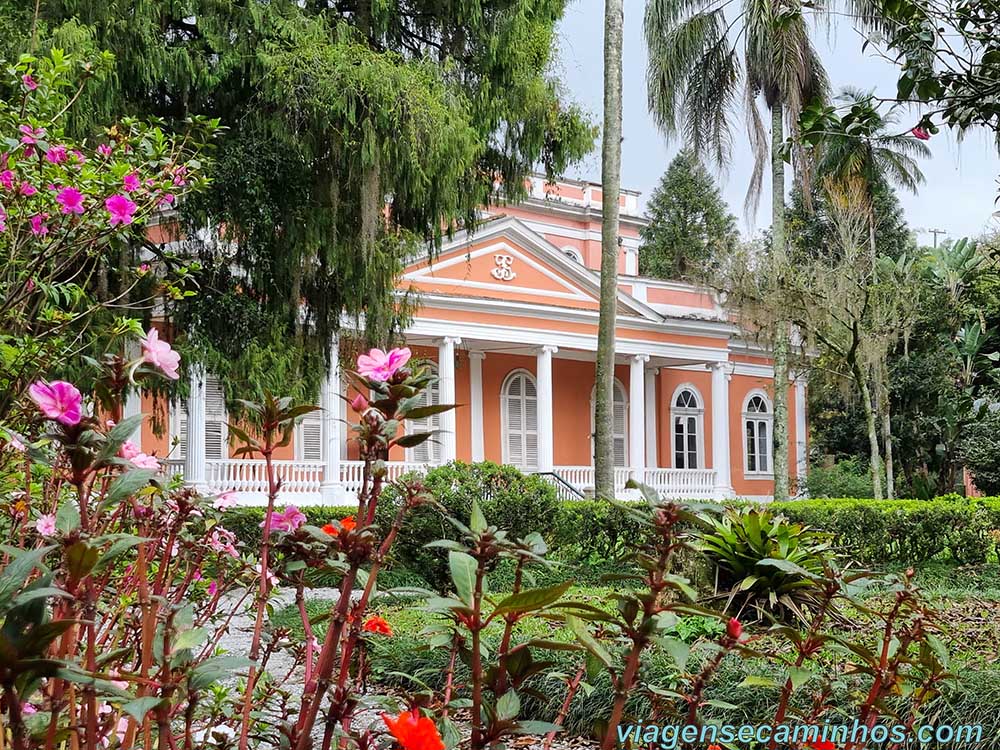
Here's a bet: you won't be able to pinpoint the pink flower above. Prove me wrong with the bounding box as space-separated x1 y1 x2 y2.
0 207 6 233
123 173 140 192
20 182 37 196
6 435 26 452
0 170 14 190
108 670 129 691
137 263 151 275
70 150 86 164
214 491 238 510
97 143 113 157
105 194 137 226
56 187 85 215
30 214 48 237
22 74 37 91
20 703 37 715
35 514 57 537
255 563 278 587
350 393 369 412
158 193 175 209
45 146 68 164
140 328 180 380
208 528 239 558
912 126 931 141
356 347 412 382
28 380 82 425
118 440 140 460
129 452 160 470
207 580 218 596
19 125 44 145
262 505 307 533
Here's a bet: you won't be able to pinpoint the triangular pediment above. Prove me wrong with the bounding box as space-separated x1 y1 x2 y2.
403 218 656 319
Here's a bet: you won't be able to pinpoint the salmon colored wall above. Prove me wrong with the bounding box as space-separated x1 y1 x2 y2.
656 369 713 471
140 392 172 458
481 353 535 463
728 374 796 498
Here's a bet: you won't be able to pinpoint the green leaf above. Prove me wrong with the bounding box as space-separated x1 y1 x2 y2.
659 636 689 673
188 656 254 690
788 665 813 691
492 582 572 617
469 500 487 534
106 469 156 505
172 627 207 653
55 503 81 534
512 721 562 735
448 551 477 606
566 615 612 667
496 690 520 721
738 675 782 688
121 697 163 722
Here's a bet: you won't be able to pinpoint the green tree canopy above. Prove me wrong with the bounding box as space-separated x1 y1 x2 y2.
638 150 738 280
10 1 595 402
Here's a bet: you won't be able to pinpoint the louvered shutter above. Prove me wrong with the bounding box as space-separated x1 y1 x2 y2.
174 403 187 460
408 369 441 463
612 383 627 466
204 376 227 460
503 372 537 469
297 411 323 461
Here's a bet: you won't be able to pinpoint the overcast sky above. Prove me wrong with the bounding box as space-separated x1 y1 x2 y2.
554 0 1000 243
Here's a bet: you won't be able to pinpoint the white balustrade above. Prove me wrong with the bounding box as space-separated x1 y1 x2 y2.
201 459 324 494
642 468 716 499
339 460 432 495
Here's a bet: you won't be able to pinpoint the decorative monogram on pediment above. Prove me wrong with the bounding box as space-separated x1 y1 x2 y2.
490 253 517 281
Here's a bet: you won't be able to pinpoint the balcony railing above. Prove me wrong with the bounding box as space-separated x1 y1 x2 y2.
163 458 717 501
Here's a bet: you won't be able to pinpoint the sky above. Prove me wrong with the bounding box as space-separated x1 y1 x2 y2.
554 0 1000 243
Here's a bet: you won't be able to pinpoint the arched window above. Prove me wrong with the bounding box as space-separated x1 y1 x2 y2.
562 246 584 264
407 364 441 463
743 391 773 475
590 380 629 466
501 370 538 469
671 386 704 469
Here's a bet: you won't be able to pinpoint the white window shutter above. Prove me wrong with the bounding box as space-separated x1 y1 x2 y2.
204 375 228 460
407 368 441 463
297 412 323 461
503 372 537 470
613 382 627 466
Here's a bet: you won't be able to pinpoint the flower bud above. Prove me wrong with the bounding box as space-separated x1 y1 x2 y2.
350 393 369 413
726 617 743 641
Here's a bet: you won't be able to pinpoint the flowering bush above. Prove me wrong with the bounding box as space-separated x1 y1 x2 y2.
0 50 216 424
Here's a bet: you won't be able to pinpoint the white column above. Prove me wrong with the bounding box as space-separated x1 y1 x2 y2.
438 337 461 463
469 351 486 462
320 335 344 503
629 354 648 480
794 376 808 491
710 362 733 500
184 364 207 489
536 345 557 472
644 367 658 469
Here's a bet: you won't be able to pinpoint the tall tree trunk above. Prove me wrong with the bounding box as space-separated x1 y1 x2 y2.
882 402 894 499
594 0 624 500
770 103 790 503
854 363 884 500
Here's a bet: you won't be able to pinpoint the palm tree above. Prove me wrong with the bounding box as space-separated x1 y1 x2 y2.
595 0 625 500
645 0 830 501
818 88 929 499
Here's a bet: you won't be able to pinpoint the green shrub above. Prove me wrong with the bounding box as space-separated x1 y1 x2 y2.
774 495 1000 565
377 461 561 591
225 504 357 550
805 457 875 498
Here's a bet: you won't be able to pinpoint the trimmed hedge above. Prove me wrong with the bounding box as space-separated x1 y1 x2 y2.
773 494 1000 565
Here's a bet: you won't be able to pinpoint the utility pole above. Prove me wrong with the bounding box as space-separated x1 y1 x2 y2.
928 228 947 248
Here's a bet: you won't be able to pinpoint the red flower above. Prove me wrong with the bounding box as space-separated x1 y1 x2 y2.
726 617 743 641
363 615 393 636
350 393 369 413
382 709 444 750
708 745 723 750
322 516 357 536
911 126 931 140
808 741 837 750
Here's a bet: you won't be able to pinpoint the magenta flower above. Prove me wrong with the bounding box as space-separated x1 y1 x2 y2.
56 187 85 215
97 143 113 157
30 214 49 237
140 328 181 380
158 193 175 208
130 452 160 470
70 150 86 164
356 347 412 382
123 173 141 192
45 146 67 164
0 207 6 233
28 380 83 425
912 127 930 141
262 505 307 533
207 580 218 596
105 194 137 226
35 514 56 536
19 125 44 145
214 491 238 510
0 170 13 190
20 182 37 196
22 74 37 91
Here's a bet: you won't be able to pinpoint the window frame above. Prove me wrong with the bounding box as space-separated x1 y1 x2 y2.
405 362 442 464
500 369 539 470
742 389 774 478
670 384 704 470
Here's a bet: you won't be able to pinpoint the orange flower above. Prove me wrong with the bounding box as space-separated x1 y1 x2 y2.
808 742 837 750
363 615 393 636
707 745 722 750
382 709 444 750
322 516 357 536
